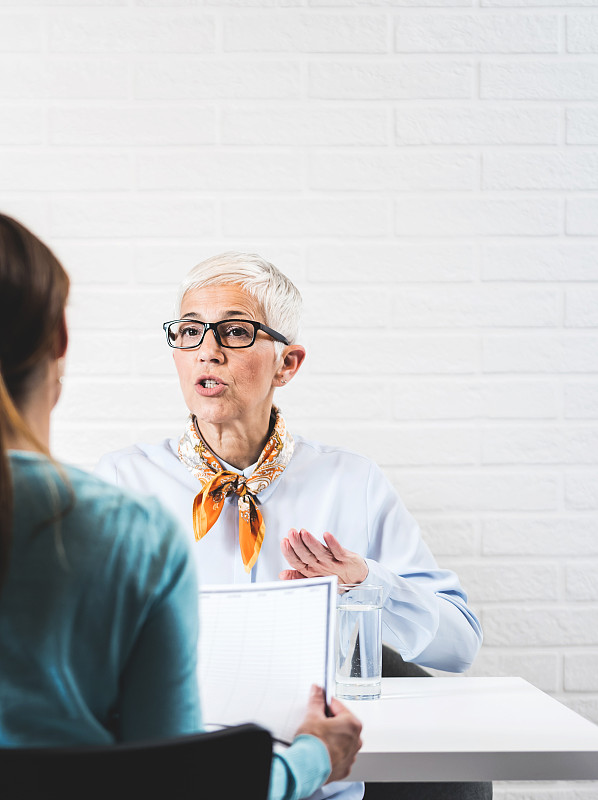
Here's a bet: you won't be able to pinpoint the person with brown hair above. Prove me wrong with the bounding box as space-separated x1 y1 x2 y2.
0 212 200 745
0 214 362 800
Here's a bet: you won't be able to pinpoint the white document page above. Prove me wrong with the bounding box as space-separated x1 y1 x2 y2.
198 576 337 744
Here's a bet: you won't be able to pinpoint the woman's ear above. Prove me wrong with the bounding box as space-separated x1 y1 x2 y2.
276 344 306 386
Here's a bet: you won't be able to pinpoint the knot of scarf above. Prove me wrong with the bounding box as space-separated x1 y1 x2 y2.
193 471 264 572
178 408 294 573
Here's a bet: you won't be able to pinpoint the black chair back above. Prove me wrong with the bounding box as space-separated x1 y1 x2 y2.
1 723 272 800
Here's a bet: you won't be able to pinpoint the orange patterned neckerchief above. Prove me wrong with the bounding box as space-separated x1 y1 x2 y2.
177 408 294 573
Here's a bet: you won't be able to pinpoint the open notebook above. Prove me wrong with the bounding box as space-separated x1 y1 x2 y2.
198 576 337 744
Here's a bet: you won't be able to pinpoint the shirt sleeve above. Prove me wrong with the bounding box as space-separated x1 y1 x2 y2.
364 462 483 672
268 735 331 800
94 453 119 485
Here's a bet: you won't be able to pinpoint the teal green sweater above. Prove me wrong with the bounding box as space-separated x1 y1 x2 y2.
0 453 330 799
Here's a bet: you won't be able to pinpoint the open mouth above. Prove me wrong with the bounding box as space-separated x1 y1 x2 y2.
196 377 227 393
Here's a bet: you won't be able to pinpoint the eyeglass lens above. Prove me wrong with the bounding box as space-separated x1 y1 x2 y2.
167 320 256 349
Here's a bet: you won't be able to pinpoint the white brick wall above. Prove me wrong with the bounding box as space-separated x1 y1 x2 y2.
0 5 596 798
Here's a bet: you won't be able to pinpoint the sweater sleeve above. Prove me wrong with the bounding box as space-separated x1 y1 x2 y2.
268 735 331 800
117 504 201 741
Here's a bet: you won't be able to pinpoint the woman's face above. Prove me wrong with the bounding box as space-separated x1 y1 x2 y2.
173 285 281 431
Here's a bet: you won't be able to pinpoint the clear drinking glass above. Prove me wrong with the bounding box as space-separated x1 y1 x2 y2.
335 583 383 701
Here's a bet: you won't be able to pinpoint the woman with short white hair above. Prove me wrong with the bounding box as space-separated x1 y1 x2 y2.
97 251 483 800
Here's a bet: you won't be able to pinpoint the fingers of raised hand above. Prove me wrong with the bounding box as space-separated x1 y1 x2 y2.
282 529 356 580
281 535 311 572
280 537 295 559
322 532 369 584
297 529 332 561
288 528 322 564
322 531 347 561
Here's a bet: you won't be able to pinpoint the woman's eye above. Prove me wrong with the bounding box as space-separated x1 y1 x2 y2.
222 324 251 338
181 325 200 338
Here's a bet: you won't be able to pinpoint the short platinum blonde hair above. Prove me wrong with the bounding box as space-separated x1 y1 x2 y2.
176 252 303 347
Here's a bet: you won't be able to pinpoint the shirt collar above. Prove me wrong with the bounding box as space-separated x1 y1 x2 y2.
218 457 258 480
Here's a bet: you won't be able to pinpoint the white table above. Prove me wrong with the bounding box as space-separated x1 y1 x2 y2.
342 677 598 782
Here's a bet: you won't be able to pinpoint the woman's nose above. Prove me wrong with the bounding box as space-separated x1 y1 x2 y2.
195 328 224 361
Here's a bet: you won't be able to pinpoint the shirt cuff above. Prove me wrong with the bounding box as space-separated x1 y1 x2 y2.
363 558 394 599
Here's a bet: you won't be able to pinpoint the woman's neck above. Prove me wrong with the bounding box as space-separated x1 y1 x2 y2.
6 361 56 452
6 403 50 453
194 412 274 470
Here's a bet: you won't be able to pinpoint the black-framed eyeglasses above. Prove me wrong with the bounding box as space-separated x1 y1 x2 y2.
163 318 290 350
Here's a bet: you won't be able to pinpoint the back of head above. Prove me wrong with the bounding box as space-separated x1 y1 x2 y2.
0 213 70 586
176 252 302 347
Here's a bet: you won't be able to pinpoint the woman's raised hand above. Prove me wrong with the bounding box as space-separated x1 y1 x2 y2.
279 529 368 585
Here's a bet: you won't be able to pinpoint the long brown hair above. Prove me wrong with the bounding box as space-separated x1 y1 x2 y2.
0 214 70 587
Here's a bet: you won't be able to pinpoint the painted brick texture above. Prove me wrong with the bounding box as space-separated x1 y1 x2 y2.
0 6 596 799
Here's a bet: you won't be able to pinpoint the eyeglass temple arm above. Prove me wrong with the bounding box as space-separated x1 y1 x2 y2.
259 322 289 345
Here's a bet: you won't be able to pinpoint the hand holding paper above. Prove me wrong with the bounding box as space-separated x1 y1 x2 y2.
280 529 369 585
295 685 363 784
